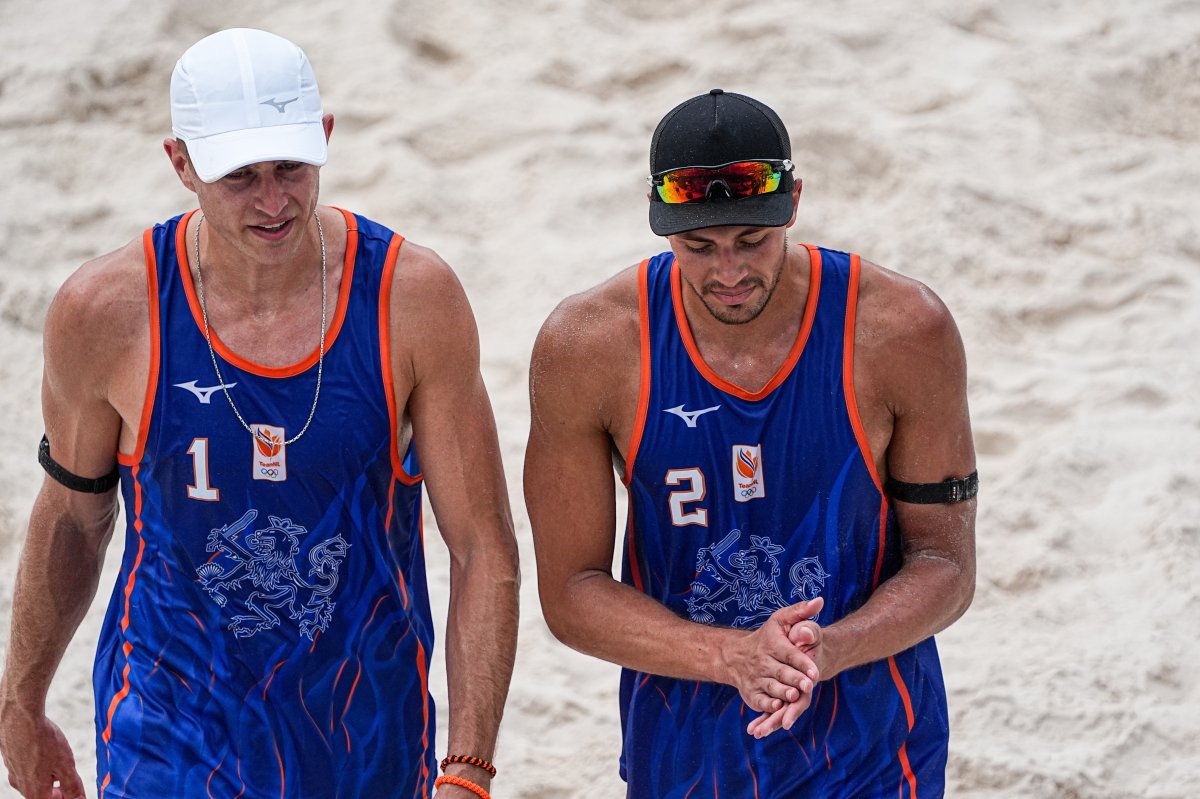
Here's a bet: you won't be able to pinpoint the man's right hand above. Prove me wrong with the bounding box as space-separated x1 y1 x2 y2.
721 597 824 718
0 706 86 799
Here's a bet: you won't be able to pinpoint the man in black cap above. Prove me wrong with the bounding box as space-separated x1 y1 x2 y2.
525 89 977 796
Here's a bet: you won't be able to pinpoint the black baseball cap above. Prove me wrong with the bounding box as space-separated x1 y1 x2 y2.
648 89 795 236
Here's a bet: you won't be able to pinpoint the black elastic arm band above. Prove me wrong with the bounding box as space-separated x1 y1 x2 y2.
886 470 978 505
39 435 120 494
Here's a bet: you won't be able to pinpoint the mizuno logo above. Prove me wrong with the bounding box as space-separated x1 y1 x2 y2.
174 380 237 404
260 96 298 113
663 404 721 428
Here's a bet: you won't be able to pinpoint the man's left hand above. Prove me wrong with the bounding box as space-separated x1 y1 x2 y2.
745 611 826 739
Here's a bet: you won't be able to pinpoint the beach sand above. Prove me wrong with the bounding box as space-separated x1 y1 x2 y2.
0 1 1197 796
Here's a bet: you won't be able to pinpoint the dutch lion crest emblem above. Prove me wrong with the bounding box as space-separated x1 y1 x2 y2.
687 529 829 628
195 509 350 640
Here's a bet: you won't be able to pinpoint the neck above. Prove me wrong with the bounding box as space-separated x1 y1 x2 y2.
189 209 326 301
681 245 812 391
189 210 332 369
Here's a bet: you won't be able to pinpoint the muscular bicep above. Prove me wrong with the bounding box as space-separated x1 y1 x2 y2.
40 236 151 472
394 250 514 557
40 259 132 486
884 310 974 483
409 367 513 554
524 316 625 606
878 282 976 569
29 256 139 551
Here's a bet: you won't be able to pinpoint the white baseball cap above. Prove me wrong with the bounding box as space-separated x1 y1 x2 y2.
170 28 327 183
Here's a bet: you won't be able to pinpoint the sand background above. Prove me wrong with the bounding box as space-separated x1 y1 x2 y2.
1 0 1198 796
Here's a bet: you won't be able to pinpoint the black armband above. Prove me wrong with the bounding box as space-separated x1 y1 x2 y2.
886 470 978 505
38 435 120 494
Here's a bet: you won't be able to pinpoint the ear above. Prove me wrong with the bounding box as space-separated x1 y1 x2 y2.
784 179 803 227
322 113 335 142
163 138 200 193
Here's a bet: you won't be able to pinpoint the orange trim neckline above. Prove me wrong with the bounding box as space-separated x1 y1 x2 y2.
669 245 823 401
175 207 358 378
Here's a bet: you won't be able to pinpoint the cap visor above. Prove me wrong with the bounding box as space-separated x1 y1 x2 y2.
649 191 794 237
185 121 328 183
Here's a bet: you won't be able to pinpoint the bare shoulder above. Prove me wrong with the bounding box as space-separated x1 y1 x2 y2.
383 239 483 399
533 265 640 376
389 239 474 330
854 258 967 414
529 265 642 430
41 236 150 464
392 238 459 289
856 259 964 360
45 238 149 387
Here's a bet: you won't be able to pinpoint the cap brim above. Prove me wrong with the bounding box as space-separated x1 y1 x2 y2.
649 190 794 236
184 121 328 183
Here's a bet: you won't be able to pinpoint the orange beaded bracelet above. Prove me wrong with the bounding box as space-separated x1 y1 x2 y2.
434 774 491 799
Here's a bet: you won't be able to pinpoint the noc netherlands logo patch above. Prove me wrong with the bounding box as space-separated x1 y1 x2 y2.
732 444 764 502
252 424 287 482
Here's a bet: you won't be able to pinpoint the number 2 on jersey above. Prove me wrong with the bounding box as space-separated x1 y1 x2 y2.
187 438 220 501
666 468 707 527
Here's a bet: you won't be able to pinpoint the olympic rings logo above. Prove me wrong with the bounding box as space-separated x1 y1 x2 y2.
739 487 758 498
260 467 280 478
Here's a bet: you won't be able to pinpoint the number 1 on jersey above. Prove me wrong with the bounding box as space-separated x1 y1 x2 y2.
187 438 220 501
666 468 707 527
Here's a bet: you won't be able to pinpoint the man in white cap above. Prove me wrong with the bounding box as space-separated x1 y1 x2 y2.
525 89 976 796
0 28 518 799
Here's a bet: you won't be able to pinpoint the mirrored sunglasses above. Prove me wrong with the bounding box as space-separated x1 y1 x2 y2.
648 159 794 204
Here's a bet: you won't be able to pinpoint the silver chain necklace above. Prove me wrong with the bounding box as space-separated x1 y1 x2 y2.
193 212 327 447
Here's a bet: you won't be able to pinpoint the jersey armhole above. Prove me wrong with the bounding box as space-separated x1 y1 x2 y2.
842 253 884 494
622 259 653 485
117 224 166 467
378 232 421 485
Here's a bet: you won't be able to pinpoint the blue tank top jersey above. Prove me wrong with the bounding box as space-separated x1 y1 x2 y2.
619 246 948 798
98 209 435 798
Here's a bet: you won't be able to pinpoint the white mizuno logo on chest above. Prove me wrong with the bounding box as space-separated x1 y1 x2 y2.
174 380 238 404
663 404 721 428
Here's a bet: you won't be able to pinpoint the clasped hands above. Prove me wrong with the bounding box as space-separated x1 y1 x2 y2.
725 596 826 740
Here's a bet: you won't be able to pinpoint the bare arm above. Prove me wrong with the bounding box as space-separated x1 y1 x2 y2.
525 281 820 722
751 266 977 735
393 246 519 796
0 250 141 799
